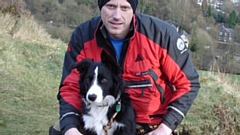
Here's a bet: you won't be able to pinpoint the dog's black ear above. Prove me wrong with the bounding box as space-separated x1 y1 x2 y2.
101 50 122 75
71 59 93 74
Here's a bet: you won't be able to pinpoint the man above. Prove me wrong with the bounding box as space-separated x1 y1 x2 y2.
49 0 200 135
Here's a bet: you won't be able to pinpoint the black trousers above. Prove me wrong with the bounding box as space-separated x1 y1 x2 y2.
49 126 61 135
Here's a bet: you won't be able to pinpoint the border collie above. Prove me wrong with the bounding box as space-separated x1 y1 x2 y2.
72 51 136 135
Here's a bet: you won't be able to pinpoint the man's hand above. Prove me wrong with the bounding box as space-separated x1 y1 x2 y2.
145 123 172 135
65 128 83 135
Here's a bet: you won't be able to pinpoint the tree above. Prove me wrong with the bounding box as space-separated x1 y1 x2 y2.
234 25 240 43
190 43 198 53
229 10 237 28
202 0 208 15
143 4 153 15
190 27 216 70
137 0 151 13
164 0 197 33
222 0 235 14
58 0 64 4
207 5 212 17
215 12 226 23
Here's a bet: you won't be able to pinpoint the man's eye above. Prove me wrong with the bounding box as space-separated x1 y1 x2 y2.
107 5 115 9
101 78 108 83
122 6 129 10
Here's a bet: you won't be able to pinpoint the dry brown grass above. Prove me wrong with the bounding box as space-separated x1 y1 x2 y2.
178 71 240 135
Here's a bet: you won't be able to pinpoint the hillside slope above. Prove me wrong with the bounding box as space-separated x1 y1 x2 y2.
0 12 239 135
0 12 66 134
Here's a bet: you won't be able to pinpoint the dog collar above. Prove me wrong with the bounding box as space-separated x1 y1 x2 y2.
98 104 108 107
103 101 121 135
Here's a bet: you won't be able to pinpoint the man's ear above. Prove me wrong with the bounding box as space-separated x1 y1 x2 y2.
71 59 93 74
101 50 122 75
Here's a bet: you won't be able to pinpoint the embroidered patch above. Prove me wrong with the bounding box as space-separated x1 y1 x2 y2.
176 38 185 51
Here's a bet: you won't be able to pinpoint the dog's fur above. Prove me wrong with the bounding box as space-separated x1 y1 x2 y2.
72 51 136 135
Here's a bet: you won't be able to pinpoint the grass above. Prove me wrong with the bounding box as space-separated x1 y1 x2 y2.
0 13 66 135
0 12 240 135
178 71 240 134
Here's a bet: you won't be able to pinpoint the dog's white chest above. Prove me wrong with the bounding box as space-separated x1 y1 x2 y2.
83 106 123 135
83 116 117 135
83 115 107 135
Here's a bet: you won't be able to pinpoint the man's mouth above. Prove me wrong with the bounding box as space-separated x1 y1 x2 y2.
110 22 122 27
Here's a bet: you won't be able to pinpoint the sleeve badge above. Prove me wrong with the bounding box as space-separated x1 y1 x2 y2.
176 38 186 51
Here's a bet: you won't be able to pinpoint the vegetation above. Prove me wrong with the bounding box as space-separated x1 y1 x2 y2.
20 0 240 74
0 1 240 135
229 10 237 28
179 71 240 134
0 5 66 134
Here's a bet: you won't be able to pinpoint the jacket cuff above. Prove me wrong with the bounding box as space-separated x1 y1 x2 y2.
162 108 184 130
60 115 80 134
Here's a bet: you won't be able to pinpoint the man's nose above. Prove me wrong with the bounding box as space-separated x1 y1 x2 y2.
113 8 121 20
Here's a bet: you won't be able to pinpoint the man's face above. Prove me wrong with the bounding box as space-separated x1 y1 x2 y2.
101 0 133 39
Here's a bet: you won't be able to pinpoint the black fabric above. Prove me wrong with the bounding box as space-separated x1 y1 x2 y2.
124 79 151 88
147 69 165 103
98 0 138 13
49 126 61 135
162 108 184 131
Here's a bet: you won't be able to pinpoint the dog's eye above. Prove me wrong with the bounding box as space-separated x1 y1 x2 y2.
101 78 107 83
86 77 92 82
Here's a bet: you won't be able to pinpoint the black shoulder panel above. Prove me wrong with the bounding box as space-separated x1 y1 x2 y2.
135 13 180 49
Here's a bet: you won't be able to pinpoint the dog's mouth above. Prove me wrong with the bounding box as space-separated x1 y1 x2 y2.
102 95 116 106
84 95 116 107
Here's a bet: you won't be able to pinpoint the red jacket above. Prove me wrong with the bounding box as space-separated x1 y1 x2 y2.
58 13 200 134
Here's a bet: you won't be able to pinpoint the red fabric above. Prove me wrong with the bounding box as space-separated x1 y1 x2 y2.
61 31 191 124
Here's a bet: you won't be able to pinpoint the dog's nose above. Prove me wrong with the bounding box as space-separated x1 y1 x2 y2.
88 94 97 101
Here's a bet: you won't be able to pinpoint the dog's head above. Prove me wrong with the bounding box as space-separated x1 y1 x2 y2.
72 51 123 106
